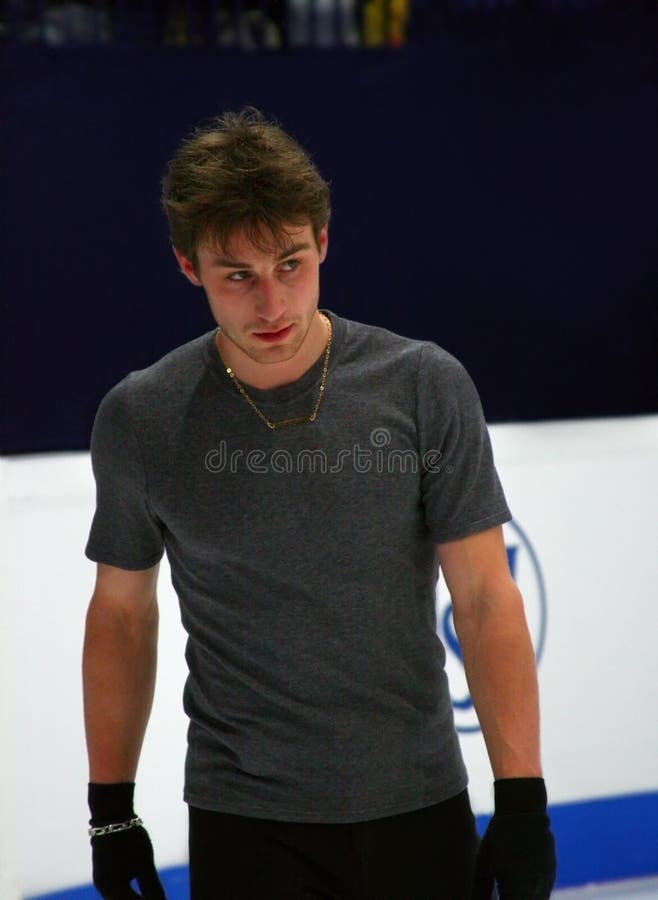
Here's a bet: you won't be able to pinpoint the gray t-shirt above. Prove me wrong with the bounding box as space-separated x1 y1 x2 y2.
86 310 511 823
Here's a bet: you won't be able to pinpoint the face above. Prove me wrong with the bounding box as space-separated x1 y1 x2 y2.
175 223 328 370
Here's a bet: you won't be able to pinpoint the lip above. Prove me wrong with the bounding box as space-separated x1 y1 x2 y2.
253 324 294 343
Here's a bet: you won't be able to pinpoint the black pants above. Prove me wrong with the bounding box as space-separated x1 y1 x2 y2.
188 789 479 899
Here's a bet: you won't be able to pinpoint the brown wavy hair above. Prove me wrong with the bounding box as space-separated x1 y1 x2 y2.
161 108 331 271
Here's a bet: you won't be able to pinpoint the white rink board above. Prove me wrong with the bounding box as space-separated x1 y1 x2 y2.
461 415 658 813
0 414 656 898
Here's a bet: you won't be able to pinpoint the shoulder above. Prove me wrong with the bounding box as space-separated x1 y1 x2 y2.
330 311 438 376
126 330 213 394
335 312 424 357
418 341 475 395
334 312 468 386
96 330 215 419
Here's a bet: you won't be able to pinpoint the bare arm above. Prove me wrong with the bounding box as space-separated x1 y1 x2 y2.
437 526 542 779
83 562 160 783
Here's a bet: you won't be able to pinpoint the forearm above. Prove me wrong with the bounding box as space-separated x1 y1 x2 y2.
83 595 159 783
454 584 542 779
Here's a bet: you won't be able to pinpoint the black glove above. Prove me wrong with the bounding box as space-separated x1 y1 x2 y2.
88 782 166 900
471 778 556 900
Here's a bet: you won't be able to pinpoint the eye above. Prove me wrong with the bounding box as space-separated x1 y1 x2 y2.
279 258 300 273
226 270 250 283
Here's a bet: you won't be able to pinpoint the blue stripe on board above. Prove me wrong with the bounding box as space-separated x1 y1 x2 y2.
29 866 190 900
553 791 658 886
29 791 658 899
26 866 190 900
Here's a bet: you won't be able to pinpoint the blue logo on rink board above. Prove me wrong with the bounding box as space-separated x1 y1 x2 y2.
436 520 547 733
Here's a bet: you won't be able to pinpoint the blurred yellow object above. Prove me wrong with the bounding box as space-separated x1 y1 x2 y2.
362 0 384 46
363 0 410 47
390 0 410 47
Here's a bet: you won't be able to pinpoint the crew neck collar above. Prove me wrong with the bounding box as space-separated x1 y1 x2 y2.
202 309 345 405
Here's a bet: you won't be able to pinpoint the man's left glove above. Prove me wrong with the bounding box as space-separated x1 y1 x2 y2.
471 777 556 900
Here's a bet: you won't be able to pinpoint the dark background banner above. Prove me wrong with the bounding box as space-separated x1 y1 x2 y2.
2 10 656 453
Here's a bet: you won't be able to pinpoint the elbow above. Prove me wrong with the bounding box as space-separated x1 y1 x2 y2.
85 588 159 639
451 580 526 646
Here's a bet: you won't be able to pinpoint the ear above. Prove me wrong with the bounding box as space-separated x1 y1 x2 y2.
172 246 203 286
318 225 329 264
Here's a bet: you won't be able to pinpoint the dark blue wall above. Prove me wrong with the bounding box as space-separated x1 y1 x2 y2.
2 10 656 453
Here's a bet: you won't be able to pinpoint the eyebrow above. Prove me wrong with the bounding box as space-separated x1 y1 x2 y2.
211 242 312 269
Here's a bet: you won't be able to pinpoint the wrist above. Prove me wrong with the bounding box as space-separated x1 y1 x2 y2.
88 782 136 826
494 777 547 816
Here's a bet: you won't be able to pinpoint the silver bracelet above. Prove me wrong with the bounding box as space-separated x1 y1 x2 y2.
88 816 143 838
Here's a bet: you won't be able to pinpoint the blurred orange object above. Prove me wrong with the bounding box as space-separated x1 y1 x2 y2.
363 0 410 47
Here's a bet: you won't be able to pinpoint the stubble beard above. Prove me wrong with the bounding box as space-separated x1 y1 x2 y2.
219 304 319 368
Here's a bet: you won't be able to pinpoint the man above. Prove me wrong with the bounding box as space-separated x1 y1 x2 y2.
83 108 556 899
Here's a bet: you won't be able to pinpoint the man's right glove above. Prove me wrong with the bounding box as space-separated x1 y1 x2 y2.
88 782 166 900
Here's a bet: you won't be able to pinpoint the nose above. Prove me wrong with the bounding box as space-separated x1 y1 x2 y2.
254 274 285 323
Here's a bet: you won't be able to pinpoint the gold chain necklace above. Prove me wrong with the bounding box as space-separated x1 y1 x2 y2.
216 313 332 430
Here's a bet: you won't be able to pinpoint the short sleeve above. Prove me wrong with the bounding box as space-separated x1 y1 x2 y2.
85 378 165 570
417 343 512 543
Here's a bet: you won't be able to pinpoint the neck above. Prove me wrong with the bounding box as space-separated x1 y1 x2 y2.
216 310 329 390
